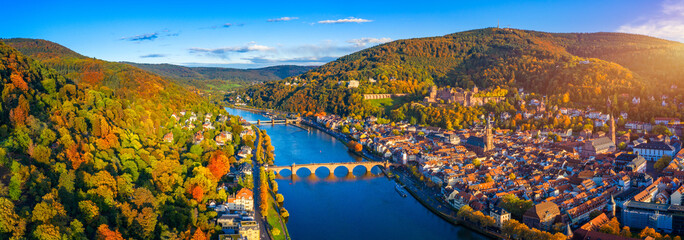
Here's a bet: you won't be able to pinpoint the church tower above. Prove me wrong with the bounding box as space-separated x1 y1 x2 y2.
607 97 616 144
485 116 494 152
605 194 616 217
610 115 616 144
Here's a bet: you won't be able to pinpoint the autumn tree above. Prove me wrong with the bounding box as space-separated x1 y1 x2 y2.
33 224 61 240
655 155 673 172
190 228 207 240
620 226 632 238
96 224 124 240
78 200 100 224
599 217 620 235
0 197 25 236
207 150 231 181
638 227 662 239
500 194 533 220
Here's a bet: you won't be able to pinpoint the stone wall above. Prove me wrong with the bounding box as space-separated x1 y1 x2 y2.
363 94 407 100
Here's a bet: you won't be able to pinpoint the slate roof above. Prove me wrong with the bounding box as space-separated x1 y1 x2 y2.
634 141 675 151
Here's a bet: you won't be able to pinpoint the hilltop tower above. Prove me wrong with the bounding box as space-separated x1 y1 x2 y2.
485 116 494 152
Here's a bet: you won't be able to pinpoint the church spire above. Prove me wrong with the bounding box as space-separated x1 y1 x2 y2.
485 116 493 152
609 114 616 145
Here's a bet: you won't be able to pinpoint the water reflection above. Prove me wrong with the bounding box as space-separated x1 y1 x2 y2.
273 167 385 183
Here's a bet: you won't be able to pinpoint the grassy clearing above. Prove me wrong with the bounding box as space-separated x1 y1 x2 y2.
366 98 395 108
265 191 288 240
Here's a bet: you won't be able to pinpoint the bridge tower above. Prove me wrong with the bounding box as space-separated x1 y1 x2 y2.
257 119 260 125
271 118 275 124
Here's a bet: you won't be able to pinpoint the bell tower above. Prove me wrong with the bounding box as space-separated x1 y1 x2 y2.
485 116 493 152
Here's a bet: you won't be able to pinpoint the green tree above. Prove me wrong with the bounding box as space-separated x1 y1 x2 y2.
276 194 284 204
33 224 61 240
78 200 100 224
599 217 620 235
589 210 603 220
654 155 673 172
500 194 533 220
509 173 516 180
472 158 481 167
652 125 673 136
620 226 632 238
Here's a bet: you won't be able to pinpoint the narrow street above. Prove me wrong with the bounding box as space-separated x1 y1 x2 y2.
251 132 273 240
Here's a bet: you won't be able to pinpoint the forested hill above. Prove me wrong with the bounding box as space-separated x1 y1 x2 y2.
245 28 684 119
2 38 198 104
127 63 315 82
553 32 684 93
0 41 244 239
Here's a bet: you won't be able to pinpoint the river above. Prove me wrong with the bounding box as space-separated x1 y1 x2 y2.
226 108 483 240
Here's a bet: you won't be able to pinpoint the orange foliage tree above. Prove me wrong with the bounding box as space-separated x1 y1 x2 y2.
96 224 124 240
66 145 85 169
10 73 28 91
207 151 231 181
189 185 204 202
190 228 207 240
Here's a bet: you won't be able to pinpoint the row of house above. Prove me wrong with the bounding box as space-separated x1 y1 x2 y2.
311 111 684 237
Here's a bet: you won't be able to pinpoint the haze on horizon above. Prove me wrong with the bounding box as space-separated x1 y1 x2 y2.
3 0 682 68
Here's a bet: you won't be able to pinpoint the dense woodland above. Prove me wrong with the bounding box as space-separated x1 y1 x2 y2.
0 41 247 239
243 28 684 128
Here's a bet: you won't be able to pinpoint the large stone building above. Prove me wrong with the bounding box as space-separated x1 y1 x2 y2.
523 201 561 231
464 117 494 155
581 136 616 157
423 86 503 107
633 141 677 161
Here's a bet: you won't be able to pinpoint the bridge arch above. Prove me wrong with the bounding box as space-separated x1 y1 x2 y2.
313 166 331 176
332 165 350 176
270 161 396 177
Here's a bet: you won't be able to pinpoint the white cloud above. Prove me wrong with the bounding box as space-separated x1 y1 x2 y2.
268 17 299 22
318 17 373 24
347 37 392 47
121 33 158 41
617 0 684 42
189 43 274 59
189 37 390 66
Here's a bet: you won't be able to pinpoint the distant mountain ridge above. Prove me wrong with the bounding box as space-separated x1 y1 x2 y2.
126 62 316 85
2 38 197 103
1 38 315 94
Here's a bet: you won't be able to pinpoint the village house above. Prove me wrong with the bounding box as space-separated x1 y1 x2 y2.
226 188 254 211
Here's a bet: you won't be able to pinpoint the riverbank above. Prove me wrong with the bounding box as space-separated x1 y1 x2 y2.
250 126 290 240
391 169 506 239
299 117 505 239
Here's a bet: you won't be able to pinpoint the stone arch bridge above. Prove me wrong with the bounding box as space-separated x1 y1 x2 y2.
269 161 398 176
248 118 299 125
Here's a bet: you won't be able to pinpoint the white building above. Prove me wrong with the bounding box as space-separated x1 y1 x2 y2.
226 188 254 211
633 142 676 161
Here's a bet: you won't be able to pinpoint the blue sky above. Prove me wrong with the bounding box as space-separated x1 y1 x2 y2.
2 0 680 68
